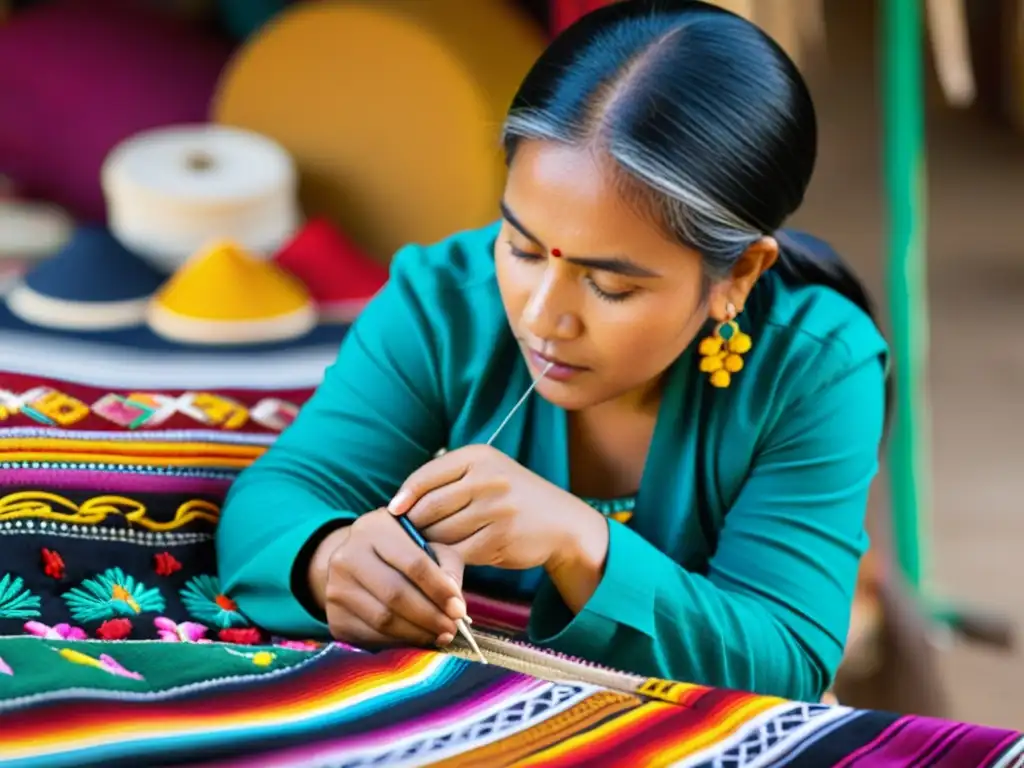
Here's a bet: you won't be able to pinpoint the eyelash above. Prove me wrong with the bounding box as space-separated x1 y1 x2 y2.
506 241 635 303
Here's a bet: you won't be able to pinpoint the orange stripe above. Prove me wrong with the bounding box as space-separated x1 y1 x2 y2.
0 452 255 468
514 694 783 767
512 703 680 766
635 696 783 764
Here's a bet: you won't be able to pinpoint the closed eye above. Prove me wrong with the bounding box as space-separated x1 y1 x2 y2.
587 277 635 303
507 242 544 262
508 241 637 303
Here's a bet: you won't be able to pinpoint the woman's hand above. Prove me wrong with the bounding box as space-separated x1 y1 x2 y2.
307 509 468 648
387 445 609 574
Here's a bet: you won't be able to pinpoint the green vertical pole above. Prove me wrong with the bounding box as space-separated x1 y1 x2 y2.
883 0 932 592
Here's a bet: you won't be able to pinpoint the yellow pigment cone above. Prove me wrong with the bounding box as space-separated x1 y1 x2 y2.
147 240 316 345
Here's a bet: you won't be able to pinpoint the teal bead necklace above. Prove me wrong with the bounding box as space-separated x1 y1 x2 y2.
580 495 636 519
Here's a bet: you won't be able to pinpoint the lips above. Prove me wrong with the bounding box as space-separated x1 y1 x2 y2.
525 347 587 383
531 349 584 370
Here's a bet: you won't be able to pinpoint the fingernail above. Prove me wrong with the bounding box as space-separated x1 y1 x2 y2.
445 597 467 620
464 615 473 625
437 632 455 647
387 490 411 515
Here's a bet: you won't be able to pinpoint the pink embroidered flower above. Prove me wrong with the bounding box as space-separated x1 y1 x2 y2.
332 640 366 654
24 621 87 640
97 653 143 680
275 639 321 651
0 656 11 676
154 616 209 643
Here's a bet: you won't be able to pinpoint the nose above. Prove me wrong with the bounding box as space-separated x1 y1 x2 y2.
521 265 581 342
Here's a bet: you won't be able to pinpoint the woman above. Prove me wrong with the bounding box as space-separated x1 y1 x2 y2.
217 0 888 703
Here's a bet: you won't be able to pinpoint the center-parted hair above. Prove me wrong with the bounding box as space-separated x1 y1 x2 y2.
501 0 878 328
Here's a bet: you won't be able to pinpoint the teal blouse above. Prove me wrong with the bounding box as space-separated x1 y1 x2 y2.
216 222 888 702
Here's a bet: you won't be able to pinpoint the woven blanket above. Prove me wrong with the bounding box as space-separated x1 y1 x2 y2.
0 637 1021 768
0 373 1022 767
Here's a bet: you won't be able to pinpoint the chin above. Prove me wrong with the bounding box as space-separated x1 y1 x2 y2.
535 379 601 411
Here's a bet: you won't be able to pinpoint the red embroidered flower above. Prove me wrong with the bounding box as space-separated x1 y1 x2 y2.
215 594 238 612
41 548 65 580
96 618 133 640
219 628 262 645
153 552 182 577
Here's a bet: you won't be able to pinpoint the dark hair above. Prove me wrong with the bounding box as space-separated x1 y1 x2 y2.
501 0 880 330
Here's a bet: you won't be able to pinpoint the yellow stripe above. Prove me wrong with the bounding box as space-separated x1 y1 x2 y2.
0 438 265 457
654 696 783 763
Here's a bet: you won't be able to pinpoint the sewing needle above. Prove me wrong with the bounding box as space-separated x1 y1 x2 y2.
446 361 553 662
397 361 553 664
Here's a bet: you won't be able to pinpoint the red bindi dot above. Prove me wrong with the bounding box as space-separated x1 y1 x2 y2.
551 248 562 258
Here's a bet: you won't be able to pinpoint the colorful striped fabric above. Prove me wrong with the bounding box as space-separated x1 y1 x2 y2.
0 637 1021 768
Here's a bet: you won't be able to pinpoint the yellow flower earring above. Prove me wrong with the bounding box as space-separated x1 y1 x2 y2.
698 303 752 388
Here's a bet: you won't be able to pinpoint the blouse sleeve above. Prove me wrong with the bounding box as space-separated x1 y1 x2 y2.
216 244 451 637
529 350 886 702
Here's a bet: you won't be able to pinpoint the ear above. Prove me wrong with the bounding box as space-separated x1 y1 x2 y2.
707 236 779 321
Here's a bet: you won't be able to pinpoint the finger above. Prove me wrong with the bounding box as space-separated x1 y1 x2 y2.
323 570 398 647
353 554 459 639
388 448 472 515
337 579 444 647
421 504 489 546
405 481 474 529
324 601 394 648
431 543 466 593
448 526 497 567
373 527 467 621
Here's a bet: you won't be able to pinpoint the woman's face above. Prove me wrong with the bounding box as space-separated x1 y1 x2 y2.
496 140 719 412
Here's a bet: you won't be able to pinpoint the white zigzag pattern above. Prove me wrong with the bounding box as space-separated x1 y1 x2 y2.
711 704 828 768
673 702 853 768
322 683 591 768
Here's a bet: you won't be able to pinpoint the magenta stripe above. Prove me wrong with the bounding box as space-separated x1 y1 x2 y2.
974 733 1024 768
465 592 531 633
198 674 550 767
978 733 1024 766
0 468 232 495
914 723 969 764
837 717 1020 768
933 727 1024 768
833 719 915 768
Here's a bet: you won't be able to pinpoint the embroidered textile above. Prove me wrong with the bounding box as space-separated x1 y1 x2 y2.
0 372 599 643
0 372 309 642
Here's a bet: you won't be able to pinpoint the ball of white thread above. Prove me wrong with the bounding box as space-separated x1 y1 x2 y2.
102 124 301 273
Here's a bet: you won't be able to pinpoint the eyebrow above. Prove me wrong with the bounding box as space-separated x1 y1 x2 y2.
499 200 661 279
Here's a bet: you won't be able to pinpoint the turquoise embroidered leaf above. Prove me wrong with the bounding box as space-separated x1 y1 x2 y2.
0 574 41 620
63 568 166 624
180 575 250 629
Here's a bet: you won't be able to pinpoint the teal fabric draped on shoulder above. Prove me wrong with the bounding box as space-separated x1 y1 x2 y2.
216 221 888 703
